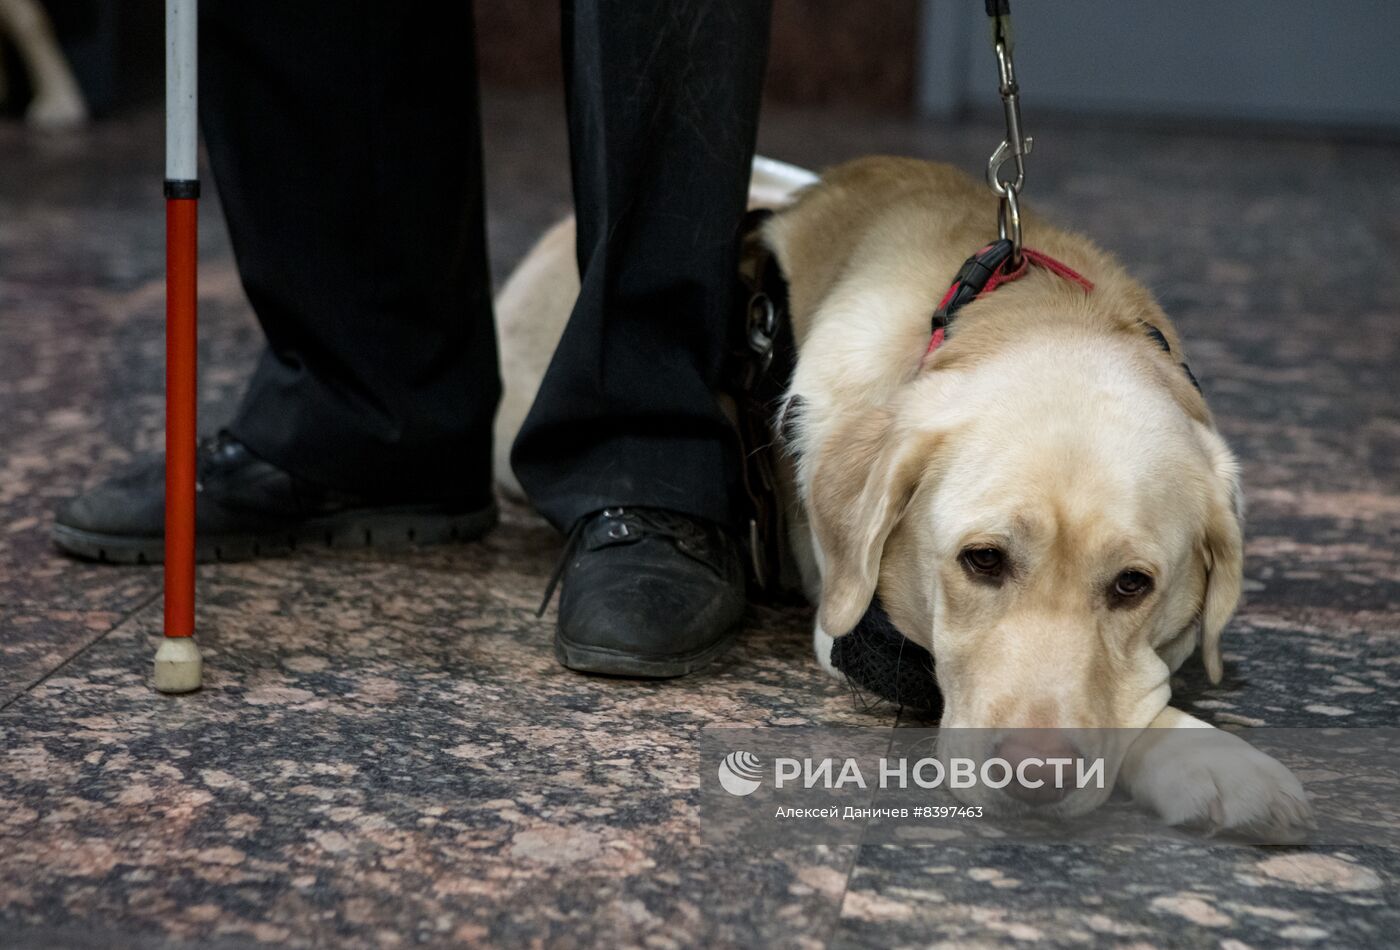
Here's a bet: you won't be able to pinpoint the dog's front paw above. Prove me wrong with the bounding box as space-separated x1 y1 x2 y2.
26 89 88 131
1124 725 1314 843
812 622 840 680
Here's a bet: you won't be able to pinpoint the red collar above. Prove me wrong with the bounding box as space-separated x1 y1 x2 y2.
924 240 1093 359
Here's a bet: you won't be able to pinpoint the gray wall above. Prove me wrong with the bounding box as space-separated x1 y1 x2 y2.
920 0 1400 131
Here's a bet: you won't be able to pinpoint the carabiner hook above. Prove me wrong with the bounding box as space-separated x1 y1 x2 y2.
986 39 1032 197
987 138 1029 197
984 0 1029 265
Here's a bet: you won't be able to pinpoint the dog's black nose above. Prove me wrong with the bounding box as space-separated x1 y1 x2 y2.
994 732 1081 805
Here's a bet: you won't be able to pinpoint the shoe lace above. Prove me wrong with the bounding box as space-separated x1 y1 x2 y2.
535 507 707 617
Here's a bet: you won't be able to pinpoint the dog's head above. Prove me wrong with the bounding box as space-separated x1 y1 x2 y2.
808 328 1243 813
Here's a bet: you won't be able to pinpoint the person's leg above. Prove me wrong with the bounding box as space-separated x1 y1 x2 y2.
53 1 499 563
205 0 498 504
515 0 771 677
512 0 772 532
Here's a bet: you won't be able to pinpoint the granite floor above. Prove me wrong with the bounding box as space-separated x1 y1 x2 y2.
1 90 1398 948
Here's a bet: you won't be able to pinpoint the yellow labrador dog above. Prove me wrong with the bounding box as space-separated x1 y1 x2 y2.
496 157 1312 840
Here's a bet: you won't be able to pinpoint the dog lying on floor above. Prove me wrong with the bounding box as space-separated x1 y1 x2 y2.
495 156 1313 841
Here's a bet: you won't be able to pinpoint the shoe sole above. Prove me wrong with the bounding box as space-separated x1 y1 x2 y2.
554 620 744 679
51 502 499 565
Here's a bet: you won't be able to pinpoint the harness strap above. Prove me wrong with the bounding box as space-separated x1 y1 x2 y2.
926 238 1093 360
929 237 1092 356
921 238 1200 392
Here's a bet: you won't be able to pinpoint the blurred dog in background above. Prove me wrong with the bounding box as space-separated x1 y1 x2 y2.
0 0 88 130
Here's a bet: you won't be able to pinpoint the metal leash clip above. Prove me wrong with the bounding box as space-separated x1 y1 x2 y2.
985 0 1031 264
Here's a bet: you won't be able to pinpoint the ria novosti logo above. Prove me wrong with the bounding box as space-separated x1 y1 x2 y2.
717 751 764 796
716 751 1106 796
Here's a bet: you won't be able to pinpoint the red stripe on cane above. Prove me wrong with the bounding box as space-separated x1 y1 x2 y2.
165 197 198 640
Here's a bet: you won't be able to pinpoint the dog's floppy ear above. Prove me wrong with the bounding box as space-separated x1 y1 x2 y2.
809 406 939 637
1196 425 1244 684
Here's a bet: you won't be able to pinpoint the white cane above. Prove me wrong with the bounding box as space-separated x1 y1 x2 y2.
153 0 202 693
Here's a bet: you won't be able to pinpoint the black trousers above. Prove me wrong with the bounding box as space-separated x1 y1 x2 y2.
200 1 771 532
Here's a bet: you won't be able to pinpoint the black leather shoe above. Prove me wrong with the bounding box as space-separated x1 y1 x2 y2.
52 431 497 564
551 507 746 678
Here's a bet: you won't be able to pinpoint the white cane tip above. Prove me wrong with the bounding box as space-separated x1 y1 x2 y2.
154 637 203 693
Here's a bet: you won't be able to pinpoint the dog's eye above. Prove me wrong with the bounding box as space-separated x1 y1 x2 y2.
1111 570 1154 602
960 547 1005 577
